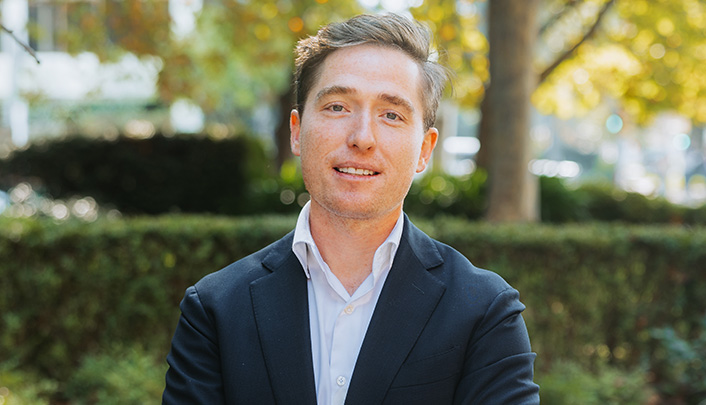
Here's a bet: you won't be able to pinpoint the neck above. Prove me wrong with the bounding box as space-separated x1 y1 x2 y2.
308 202 401 295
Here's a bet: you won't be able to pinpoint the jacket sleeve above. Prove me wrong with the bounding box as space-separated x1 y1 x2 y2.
163 286 225 405
453 288 540 404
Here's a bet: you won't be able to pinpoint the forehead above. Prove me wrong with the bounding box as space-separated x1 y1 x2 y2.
308 44 425 111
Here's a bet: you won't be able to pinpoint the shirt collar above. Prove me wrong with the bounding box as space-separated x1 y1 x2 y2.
292 201 404 280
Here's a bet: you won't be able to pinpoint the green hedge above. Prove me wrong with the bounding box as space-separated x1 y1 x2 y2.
539 176 706 225
0 215 295 380
1 216 705 401
404 173 706 225
0 134 293 215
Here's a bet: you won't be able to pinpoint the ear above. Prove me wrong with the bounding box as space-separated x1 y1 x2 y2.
416 127 438 173
290 109 302 156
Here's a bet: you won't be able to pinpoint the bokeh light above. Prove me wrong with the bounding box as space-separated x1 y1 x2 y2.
1 182 110 222
605 114 624 134
673 133 691 150
529 159 582 178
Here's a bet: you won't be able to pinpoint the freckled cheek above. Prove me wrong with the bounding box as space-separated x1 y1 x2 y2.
380 140 421 164
302 121 347 145
300 138 336 172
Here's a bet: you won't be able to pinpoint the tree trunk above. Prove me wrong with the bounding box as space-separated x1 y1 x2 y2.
475 92 491 172
485 0 540 222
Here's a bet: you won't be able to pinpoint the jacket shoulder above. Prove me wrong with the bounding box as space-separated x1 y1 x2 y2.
404 219 512 297
432 239 512 293
193 231 295 301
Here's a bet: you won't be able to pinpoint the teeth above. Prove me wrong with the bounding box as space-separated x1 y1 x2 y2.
338 167 376 176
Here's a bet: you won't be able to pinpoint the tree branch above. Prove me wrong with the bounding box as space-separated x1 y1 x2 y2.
539 0 583 37
538 0 614 84
1 23 41 64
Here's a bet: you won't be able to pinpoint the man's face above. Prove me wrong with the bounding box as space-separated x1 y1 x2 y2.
290 44 437 221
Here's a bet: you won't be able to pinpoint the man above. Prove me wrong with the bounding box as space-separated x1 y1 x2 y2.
163 13 539 404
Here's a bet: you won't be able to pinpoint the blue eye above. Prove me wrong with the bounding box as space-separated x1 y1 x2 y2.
331 105 344 112
386 112 399 120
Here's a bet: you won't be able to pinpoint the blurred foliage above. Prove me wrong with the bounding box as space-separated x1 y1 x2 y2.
30 0 363 125
1 214 705 403
409 0 706 126
406 172 706 225
536 0 706 124
539 175 591 222
0 364 57 405
540 175 706 225
57 0 172 60
64 345 167 405
0 345 166 404
649 315 706 404
536 360 652 404
0 214 298 380
0 134 306 215
405 170 488 219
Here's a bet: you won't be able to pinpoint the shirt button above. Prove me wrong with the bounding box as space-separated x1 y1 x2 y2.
336 376 346 386
344 305 354 315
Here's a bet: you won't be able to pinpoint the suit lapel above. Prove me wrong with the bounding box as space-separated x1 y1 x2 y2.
250 234 317 405
345 219 446 405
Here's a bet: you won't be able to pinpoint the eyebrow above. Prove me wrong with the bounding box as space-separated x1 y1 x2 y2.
314 85 356 103
378 93 415 115
315 85 416 115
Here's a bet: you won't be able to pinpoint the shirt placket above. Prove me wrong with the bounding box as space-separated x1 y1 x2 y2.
329 298 358 405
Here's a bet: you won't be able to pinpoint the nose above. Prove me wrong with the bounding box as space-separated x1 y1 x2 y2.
347 112 376 151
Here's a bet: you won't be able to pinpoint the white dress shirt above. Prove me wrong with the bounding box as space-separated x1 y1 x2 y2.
292 202 404 405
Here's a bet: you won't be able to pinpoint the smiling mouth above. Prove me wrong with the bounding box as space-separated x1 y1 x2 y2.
335 167 379 176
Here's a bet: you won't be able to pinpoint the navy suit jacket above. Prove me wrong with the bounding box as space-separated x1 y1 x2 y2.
163 218 539 404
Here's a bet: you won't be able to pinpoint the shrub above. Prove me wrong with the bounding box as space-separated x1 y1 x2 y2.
407 173 705 225
575 182 700 224
404 170 487 219
539 176 588 222
0 134 279 215
539 178 706 225
649 315 706 403
537 360 652 405
0 215 297 379
0 364 58 405
63 345 167 405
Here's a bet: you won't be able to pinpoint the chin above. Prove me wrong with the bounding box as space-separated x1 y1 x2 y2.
322 198 401 221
